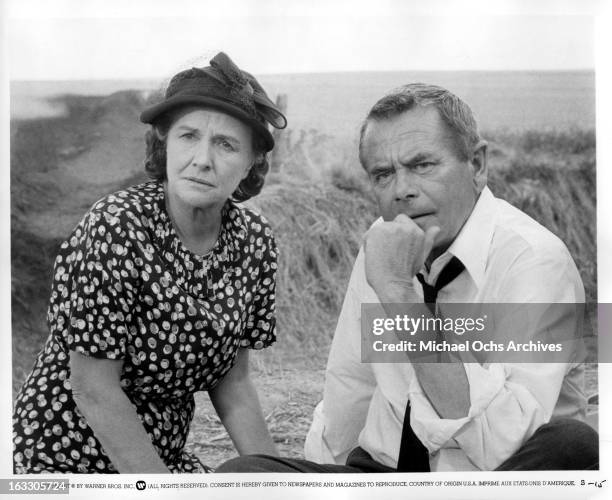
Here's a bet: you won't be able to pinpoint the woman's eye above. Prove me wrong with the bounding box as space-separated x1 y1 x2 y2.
218 140 236 152
180 132 196 140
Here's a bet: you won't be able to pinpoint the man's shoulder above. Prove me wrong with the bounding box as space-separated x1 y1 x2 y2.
491 197 572 262
487 196 584 301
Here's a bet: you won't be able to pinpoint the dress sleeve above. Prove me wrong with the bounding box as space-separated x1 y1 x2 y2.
61 210 137 360
240 228 278 350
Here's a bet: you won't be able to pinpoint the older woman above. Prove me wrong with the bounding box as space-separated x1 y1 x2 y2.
13 52 287 473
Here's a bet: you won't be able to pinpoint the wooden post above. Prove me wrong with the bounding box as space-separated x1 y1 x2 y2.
270 93 287 173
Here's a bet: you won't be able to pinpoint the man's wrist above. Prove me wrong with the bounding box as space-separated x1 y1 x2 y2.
376 281 420 303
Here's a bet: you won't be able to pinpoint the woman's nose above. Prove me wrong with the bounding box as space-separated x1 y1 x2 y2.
192 140 213 170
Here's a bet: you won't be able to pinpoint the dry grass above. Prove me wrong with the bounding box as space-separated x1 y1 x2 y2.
10 91 599 466
246 179 375 353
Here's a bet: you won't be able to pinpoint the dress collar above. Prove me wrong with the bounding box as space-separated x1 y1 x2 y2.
153 180 248 264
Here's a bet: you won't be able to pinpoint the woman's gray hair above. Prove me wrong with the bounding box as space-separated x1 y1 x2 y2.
358 83 481 166
143 111 270 203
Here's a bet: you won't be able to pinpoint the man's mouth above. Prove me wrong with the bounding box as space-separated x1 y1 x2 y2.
410 212 434 221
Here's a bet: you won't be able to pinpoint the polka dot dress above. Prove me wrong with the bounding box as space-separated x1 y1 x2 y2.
13 181 277 473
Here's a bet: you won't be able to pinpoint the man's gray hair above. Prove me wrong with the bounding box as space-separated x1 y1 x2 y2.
358 83 481 167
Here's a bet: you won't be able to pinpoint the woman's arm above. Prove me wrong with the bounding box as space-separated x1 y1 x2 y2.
209 349 278 456
69 351 170 473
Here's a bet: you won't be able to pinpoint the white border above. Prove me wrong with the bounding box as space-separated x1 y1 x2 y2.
3 1 610 498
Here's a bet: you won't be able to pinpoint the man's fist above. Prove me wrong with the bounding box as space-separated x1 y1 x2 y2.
364 214 439 302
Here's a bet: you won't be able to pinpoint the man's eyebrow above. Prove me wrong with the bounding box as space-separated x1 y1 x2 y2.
401 152 438 166
369 164 392 172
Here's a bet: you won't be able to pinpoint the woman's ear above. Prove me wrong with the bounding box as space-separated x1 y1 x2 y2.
245 153 265 179
242 166 252 181
470 140 488 192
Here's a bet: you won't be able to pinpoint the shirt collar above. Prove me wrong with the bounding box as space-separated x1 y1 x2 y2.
426 186 497 290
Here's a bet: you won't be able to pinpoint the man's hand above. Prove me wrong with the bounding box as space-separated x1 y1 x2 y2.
364 214 439 302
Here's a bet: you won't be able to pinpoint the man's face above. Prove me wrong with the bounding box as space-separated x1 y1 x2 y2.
361 105 487 260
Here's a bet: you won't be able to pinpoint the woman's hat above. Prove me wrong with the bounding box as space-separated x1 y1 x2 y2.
140 52 287 151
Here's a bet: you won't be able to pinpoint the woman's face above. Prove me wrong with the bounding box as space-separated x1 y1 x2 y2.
165 107 257 211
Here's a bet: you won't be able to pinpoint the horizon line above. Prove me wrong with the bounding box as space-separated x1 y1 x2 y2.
10 67 595 83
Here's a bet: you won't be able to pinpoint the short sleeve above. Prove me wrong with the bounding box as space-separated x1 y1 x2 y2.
60 210 137 360
240 228 278 350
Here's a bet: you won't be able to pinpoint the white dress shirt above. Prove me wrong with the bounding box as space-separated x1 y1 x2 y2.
304 187 586 471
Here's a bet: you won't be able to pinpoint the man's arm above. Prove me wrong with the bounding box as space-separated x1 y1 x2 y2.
364 213 585 470
304 248 378 464
364 214 470 419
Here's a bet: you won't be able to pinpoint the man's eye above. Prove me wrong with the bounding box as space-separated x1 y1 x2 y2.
414 162 435 173
374 170 393 182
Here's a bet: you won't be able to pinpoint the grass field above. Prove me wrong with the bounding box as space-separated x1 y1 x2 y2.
11 90 598 468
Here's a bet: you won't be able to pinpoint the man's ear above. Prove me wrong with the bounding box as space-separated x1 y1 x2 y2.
470 140 488 192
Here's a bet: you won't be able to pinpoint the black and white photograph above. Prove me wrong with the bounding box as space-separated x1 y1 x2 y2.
3 0 611 498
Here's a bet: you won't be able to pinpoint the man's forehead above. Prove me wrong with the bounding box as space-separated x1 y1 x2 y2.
363 107 450 153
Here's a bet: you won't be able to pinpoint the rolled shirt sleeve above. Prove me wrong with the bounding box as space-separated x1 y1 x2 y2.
411 246 586 470
413 363 569 470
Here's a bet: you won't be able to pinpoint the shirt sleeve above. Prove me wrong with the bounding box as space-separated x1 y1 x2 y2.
304 248 377 464
240 228 278 350
60 210 137 360
413 246 586 470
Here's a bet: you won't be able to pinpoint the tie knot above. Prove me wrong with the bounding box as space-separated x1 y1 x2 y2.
417 256 465 307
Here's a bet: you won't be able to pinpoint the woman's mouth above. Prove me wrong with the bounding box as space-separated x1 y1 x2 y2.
185 177 215 187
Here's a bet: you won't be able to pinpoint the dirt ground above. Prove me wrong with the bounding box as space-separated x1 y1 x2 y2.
185 350 327 468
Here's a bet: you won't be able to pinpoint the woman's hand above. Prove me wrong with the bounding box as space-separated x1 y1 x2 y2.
69 351 171 473
209 349 278 456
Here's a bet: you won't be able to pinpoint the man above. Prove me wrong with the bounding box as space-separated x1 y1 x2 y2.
218 83 598 472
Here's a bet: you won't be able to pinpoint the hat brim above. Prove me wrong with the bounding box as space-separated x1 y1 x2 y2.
140 95 275 151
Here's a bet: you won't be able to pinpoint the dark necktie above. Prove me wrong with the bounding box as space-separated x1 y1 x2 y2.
396 256 465 472
416 256 465 313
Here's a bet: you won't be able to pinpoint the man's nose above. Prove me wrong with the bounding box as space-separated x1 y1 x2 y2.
192 140 213 170
394 169 420 200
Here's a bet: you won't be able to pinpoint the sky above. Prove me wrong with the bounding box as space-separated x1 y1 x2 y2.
3 0 602 80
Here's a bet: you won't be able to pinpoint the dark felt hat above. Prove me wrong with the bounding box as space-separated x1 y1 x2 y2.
140 52 287 151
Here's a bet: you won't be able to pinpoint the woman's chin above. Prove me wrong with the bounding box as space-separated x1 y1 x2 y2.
173 186 226 212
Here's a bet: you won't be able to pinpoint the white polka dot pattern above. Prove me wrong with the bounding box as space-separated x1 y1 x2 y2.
13 181 277 473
